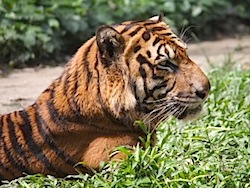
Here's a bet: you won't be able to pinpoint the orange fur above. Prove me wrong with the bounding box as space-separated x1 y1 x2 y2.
0 16 210 181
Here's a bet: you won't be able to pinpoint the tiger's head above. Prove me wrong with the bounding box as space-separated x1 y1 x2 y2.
95 15 210 126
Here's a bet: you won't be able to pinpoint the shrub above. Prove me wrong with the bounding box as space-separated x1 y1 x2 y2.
0 0 89 67
0 0 249 66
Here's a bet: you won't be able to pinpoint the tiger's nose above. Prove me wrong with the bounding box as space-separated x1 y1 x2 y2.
195 90 207 99
194 81 210 99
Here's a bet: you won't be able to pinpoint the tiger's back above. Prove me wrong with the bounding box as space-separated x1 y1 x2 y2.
0 15 210 181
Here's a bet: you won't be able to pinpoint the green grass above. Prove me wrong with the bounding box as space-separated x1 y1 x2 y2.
1 64 250 187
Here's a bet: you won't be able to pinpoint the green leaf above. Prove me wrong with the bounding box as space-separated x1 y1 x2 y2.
192 6 203 17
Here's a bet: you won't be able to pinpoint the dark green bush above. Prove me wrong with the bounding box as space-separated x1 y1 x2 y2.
0 0 249 67
0 0 89 67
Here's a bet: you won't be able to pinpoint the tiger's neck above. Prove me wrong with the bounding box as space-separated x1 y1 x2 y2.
38 39 145 130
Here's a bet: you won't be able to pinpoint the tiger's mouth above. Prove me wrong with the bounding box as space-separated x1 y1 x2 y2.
176 105 202 120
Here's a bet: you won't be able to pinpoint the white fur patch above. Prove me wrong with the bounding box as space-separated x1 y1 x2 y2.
165 44 175 59
149 15 161 22
108 83 136 117
123 87 136 111
136 77 146 101
159 45 165 56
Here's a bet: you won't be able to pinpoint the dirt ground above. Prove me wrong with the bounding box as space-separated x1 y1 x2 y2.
1 35 250 114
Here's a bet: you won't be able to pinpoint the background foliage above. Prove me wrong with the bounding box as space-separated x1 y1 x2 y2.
0 0 249 66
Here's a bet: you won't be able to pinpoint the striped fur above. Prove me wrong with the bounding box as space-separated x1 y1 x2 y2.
0 16 210 181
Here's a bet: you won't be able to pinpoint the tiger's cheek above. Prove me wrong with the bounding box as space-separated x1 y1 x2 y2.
154 68 176 93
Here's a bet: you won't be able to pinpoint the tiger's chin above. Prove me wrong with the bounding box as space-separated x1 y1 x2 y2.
176 105 202 121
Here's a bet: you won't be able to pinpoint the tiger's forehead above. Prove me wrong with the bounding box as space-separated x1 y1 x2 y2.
113 19 187 49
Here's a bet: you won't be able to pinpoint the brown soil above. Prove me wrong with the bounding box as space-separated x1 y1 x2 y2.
1 36 250 114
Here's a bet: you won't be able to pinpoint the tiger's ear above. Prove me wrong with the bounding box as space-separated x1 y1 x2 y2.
149 13 164 23
96 26 125 62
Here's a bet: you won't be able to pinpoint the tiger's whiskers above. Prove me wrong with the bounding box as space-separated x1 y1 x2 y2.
142 101 177 123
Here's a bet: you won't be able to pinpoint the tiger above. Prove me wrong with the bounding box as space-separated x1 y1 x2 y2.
0 15 210 181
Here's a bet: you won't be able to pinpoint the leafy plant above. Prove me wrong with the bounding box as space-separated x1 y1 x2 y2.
2 63 250 187
0 0 88 67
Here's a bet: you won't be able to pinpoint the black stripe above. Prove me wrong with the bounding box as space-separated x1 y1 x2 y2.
62 68 79 116
151 80 168 90
136 54 149 64
153 37 161 46
60 70 75 112
150 27 166 32
144 22 158 26
63 39 94 116
157 44 164 56
73 71 78 94
62 69 69 96
139 66 148 99
48 87 67 125
157 93 167 100
152 75 164 80
134 45 141 53
18 110 65 176
34 105 76 167
72 71 83 120
165 47 170 58
146 51 151 58
85 61 92 87
163 32 172 36
129 26 143 36
2 138 23 176
42 87 52 94
50 84 83 124
121 24 135 34
155 56 161 61
139 66 147 79
6 113 31 174
74 49 93 123
62 72 75 114
0 115 16 178
141 64 164 100
62 66 81 119
136 54 154 69
157 45 162 54
146 79 176 101
83 40 95 89
47 100 69 126
162 79 176 96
